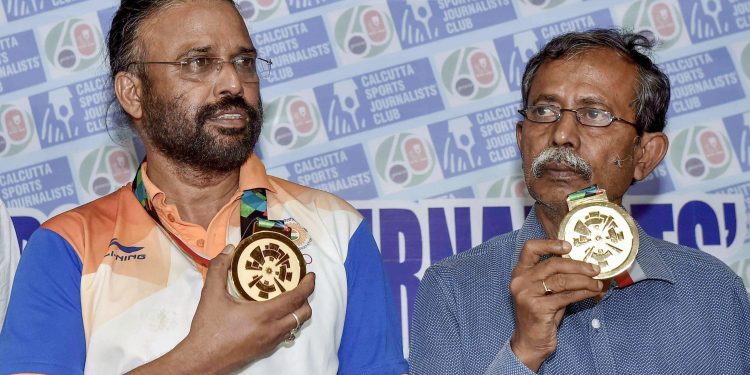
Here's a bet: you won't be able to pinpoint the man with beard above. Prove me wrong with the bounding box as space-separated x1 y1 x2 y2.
409 29 750 374
0 1 407 374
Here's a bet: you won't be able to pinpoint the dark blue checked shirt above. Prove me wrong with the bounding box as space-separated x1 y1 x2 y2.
409 208 750 375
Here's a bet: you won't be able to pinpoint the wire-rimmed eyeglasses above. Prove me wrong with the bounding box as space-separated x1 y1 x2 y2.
129 56 272 83
518 104 637 128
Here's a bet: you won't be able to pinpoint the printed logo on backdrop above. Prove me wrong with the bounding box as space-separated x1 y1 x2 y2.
0 3 6 24
0 99 40 157
668 124 741 183
2 0 88 22
331 4 400 65
436 43 509 107
515 0 574 16
429 103 520 178
370 130 443 195
628 162 676 195
711 180 750 244
74 145 137 200
494 9 614 91
387 0 516 48
0 157 77 216
616 0 691 50
679 0 750 42
272 144 377 200
313 58 442 140
478 175 529 198
722 112 750 171
260 90 327 158
286 0 341 14
237 0 287 22
39 15 104 79
254 17 336 85
0 30 45 95
29 75 113 148
663 47 745 117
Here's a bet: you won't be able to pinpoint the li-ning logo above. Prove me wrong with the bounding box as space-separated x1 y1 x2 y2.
106 238 146 261
334 6 395 58
44 18 103 71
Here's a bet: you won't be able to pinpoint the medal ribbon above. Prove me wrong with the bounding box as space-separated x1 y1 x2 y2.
566 185 640 288
132 162 288 267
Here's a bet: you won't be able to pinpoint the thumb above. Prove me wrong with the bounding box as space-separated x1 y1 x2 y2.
205 244 235 292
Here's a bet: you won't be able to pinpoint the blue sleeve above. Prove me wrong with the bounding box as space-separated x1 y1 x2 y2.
338 220 408 375
409 266 534 375
0 228 86 375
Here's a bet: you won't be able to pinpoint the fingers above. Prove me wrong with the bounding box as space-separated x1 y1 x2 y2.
204 245 235 294
543 273 603 294
537 257 600 279
516 240 571 268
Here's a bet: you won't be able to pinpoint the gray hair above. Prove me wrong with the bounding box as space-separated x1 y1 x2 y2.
521 28 671 134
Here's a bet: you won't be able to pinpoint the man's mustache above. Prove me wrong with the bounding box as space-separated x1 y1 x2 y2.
530 147 592 181
194 96 260 127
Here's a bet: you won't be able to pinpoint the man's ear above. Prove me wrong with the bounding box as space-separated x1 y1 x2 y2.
633 131 668 182
516 121 523 148
114 71 144 120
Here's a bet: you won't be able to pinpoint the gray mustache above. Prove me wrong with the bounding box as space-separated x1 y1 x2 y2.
531 147 592 181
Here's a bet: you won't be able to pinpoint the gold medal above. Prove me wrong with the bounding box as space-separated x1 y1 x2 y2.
558 187 638 279
228 230 306 301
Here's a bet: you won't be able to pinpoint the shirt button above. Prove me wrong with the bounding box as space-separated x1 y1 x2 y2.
167 213 175 222
197 239 205 247
591 318 601 329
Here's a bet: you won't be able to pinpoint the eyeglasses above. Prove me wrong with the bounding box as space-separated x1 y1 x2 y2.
518 104 637 128
130 56 272 83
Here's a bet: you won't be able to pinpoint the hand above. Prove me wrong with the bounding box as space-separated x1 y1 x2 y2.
509 240 601 372
131 245 315 375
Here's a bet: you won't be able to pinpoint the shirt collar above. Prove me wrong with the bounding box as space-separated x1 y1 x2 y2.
140 153 276 204
513 204 675 287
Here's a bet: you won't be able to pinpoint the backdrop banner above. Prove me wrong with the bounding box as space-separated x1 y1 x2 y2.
2 0 750 356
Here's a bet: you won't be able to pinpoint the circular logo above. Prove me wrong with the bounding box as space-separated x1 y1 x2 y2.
670 126 733 180
442 47 501 100
741 42 750 81
559 200 638 280
229 231 306 301
237 0 281 21
262 96 322 151
79 146 136 196
623 1 684 49
45 19 103 72
335 6 394 58
0 105 35 157
375 133 436 187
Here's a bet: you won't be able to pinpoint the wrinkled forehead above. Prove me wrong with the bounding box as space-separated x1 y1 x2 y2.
137 0 253 60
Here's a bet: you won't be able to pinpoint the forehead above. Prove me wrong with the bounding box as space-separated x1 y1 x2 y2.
529 48 638 109
138 0 253 59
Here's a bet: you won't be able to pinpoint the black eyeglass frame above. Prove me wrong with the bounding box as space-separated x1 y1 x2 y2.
127 56 273 83
518 105 638 129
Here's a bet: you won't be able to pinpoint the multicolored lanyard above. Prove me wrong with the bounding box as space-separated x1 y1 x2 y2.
131 163 287 267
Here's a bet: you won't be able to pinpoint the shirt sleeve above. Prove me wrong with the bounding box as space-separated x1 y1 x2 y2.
0 200 21 328
337 219 408 375
0 228 86 375
409 266 535 375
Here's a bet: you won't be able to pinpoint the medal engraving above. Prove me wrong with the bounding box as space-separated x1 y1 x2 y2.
559 189 638 279
229 231 306 301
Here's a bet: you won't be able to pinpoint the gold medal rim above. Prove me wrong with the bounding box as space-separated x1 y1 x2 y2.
557 200 639 280
230 231 307 301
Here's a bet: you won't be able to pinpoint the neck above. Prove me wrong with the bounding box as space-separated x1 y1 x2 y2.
534 202 567 239
146 152 240 229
